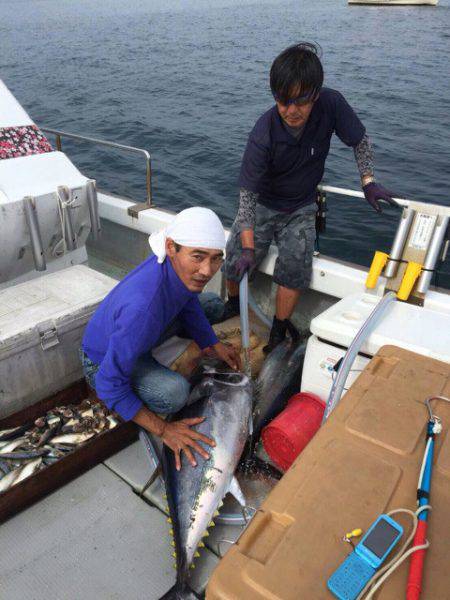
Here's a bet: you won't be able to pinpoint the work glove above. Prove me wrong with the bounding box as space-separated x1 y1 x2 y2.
235 247 257 281
363 182 397 213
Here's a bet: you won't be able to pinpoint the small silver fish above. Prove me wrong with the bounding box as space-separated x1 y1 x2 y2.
0 469 19 493
12 458 43 486
43 446 65 458
0 459 11 476
80 408 94 419
36 422 62 447
51 443 73 453
51 432 95 445
0 449 48 460
0 424 32 442
107 415 119 429
0 437 28 454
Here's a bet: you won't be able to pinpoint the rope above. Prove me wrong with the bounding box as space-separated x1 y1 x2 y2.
52 186 75 257
356 505 431 600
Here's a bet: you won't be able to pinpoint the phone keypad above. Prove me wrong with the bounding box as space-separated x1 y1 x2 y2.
327 552 375 600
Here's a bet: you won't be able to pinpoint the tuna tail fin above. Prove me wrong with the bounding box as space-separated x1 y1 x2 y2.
159 582 200 600
228 475 246 507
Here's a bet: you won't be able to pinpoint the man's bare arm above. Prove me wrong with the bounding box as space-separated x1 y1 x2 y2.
132 406 166 436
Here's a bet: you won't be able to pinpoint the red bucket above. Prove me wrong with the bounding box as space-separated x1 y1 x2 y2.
261 392 325 472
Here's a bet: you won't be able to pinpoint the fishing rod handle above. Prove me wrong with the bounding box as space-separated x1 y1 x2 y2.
406 520 428 600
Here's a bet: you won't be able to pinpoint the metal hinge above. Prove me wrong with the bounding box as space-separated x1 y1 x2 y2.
38 322 60 350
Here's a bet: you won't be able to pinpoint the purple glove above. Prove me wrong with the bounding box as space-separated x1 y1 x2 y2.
235 248 256 280
363 182 397 213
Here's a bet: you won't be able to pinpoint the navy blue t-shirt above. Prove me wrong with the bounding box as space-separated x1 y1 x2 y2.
238 88 365 212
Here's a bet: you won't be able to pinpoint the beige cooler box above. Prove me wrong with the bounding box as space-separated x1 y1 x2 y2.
207 345 450 599
0 265 116 418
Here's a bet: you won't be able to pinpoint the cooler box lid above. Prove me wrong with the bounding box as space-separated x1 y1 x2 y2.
0 151 88 203
0 265 116 355
207 346 450 599
0 79 33 128
310 292 450 362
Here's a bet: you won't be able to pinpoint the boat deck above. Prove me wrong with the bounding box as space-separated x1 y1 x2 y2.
1 440 238 599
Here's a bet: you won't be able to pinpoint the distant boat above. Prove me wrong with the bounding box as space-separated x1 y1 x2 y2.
349 0 437 5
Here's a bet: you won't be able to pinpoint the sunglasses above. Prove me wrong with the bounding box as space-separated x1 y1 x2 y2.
272 88 320 107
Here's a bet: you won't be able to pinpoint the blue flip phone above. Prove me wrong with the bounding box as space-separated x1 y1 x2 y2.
327 514 403 600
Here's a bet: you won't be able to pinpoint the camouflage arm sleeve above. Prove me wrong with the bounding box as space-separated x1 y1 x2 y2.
353 133 374 177
235 187 259 231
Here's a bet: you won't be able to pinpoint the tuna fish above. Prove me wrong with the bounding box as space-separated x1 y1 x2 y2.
252 340 306 443
160 365 252 600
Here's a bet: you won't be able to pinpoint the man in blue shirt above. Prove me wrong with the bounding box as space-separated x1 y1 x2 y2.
223 42 395 352
81 207 240 471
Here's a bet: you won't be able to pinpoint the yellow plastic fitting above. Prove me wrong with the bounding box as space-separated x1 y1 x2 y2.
366 251 389 289
345 528 363 540
397 261 422 301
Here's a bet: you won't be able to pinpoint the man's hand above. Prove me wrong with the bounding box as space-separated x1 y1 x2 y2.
235 247 257 280
363 182 398 213
161 417 215 471
206 341 242 371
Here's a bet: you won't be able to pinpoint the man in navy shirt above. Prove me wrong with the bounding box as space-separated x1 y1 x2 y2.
223 42 395 352
81 207 240 471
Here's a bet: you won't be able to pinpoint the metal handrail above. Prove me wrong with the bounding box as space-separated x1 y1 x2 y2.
318 183 410 208
40 127 421 212
42 127 153 208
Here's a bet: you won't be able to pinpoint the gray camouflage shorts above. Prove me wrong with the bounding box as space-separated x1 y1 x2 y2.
224 202 316 290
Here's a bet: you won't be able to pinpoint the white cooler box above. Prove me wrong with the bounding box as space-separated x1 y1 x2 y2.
301 334 370 401
0 265 116 418
301 292 450 402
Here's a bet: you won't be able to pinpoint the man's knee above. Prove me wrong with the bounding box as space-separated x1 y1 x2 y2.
150 373 190 414
198 292 225 325
166 375 191 413
132 366 190 415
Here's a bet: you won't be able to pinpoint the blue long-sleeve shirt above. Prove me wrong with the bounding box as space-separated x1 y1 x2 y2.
82 256 218 421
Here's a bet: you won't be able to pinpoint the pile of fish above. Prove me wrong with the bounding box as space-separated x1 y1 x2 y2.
0 399 119 494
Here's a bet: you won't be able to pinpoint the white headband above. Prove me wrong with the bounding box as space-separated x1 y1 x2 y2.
149 206 226 263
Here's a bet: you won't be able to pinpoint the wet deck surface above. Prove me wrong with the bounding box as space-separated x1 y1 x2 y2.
0 460 218 600
0 431 278 600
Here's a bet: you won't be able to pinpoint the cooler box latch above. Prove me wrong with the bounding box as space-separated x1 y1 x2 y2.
38 321 60 350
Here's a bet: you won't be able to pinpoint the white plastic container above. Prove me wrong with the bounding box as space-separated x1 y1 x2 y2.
310 292 450 362
301 291 450 401
0 265 116 418
301 334 369 401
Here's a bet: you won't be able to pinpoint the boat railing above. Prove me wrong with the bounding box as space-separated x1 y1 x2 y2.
42 127 419 213
41 127 153 216
317 184 410 208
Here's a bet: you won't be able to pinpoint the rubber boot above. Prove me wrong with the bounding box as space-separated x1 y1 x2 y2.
285 319 300 344
263 316 288 354
263 317 300 354
221 294 240 321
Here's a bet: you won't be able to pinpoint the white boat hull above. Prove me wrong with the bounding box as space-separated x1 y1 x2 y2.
349 0 438 5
